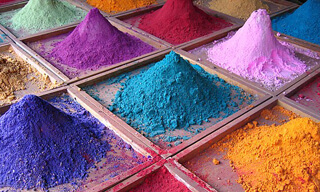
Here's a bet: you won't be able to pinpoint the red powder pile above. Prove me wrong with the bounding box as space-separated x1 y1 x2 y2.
129 166 191 192
0 0 17 5
138 0 232 45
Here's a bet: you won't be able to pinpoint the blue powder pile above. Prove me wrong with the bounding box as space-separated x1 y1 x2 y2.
0 95 110 190
272 0 320 46
110 51 254 137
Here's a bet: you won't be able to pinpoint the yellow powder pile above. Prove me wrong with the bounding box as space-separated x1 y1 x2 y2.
86 0 157 14
0 53 53 104
206 0 269 20
213 110 320 191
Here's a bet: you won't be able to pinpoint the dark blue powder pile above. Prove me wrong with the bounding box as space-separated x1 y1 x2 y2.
110 51 254 137
272 0 320 46
0 95 110 190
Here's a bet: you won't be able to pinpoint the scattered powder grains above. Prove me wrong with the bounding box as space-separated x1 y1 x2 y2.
0 95 110 189
0 54 52 104
203 0 269 20
138 0 232 45
272 0 320 46
213 117 320 191
129 166 190 192
51 8 155 70
207 9 307 91
87 0 157 14
110 51 254 137
10 0 86 33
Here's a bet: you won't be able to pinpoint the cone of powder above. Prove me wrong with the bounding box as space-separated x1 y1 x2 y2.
51 8 154 70
138 0 232 45
272 0 320 46
110 51 245 137
208 0 269 20
86 0 157 13
0 95 109 189
207 9 306 89
11 0 86 32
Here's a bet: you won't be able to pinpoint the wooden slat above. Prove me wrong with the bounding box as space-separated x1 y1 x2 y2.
176 28 320 97
107 159 212 192
173 97 319 191
16 17 170 84
72 50 270 159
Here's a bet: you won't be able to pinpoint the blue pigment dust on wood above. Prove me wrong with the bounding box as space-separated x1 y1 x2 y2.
0 95 110 190
85 51 255 145
272 0 320 46
48 95 148 190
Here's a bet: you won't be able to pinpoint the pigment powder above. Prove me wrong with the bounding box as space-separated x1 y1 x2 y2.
10 0 86 33
205 0 269 20
207 9 307 91
0 54 53 104
87 0 157 14
129 166 190 192
110 51 254 137
138 0 232 45
51 8 155 70
272 0 320 46
213 117 320 191
0 95 110 189
290 76 320 114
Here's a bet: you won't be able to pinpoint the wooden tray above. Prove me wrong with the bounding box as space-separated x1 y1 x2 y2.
175 29 320 97
16 18 170 84
72 50 270 159
0 86 161 192
280 69 320 120
111 2 244 48
194 0 299 20
107 158 215 192
0 1 88 40
69 0 165 17
0 42 63 106
173 97 319 192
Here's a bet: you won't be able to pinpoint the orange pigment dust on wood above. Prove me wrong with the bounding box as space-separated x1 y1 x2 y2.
212 106 320 191
86 0 157 14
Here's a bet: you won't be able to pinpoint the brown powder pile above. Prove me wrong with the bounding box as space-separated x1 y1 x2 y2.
198 0 269 20
0 53 53 104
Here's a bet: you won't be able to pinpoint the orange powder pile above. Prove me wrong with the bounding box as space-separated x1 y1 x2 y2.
86 0 157 14
213 107 320 191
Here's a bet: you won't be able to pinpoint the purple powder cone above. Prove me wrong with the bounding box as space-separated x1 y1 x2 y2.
51 8 155 70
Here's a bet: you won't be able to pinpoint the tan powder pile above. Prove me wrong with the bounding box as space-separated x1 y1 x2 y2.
201 0 269 20
0 53 53 104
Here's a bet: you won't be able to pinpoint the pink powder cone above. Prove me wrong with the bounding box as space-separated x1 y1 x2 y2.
207 9 306 90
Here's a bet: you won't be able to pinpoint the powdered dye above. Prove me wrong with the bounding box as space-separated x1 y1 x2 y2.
0 95 109 189
207 9 307 91
87 0 157 14
138 0 232 45
290 76 320 113
272 0 320 46
51 8 155 70
129 166 191 192
213 117 320 191
0 54 54 105
109 51 254 138
204 0 269 20
9 0 86 33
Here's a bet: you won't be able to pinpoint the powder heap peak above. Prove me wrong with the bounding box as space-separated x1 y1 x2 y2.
208 9 306 90
0 94 109 189
51 8 154 70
